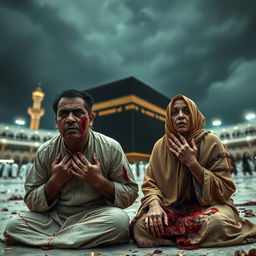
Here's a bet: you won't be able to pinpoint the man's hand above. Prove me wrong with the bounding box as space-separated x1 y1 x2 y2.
71 152 104 186
51 153 73 188
45 153 73 203
168 133 198 168
71 152 115 198
144 199 168 238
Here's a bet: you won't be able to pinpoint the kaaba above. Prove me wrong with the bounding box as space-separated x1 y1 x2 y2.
86 77 170 163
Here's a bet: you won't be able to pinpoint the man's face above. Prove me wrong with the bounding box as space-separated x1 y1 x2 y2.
56 97 94 140
171 99 190 134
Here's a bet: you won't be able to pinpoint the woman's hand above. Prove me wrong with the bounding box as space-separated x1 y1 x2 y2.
168 133 198 168
168 133 204 185
144 199 168 238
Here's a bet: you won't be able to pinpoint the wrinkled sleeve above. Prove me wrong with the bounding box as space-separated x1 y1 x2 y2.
24 149 57 212
105 143 139 209
193 134 236 206
140 165 165 207
140 141 165 209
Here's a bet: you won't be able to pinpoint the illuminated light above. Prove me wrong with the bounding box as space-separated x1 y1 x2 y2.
222 128 226 132
245 113 255 121
246 136 251 141
223 139 228 144
1 139 7 143
33 88 45 98
5 126 9 130
15 119 25 125
34 142 40 147
212 120 222 126
34 131 39 134
0 159 14 164
233 126 238 130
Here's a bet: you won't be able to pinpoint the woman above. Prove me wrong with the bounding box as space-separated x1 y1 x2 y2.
132 95 256 249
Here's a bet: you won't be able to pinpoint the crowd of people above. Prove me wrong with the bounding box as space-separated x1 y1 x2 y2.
230 152 256 175
0 162 33 179
1 152 255 180
0 161 147 179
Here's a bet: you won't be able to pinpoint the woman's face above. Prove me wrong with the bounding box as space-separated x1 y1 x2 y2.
171 99 190 134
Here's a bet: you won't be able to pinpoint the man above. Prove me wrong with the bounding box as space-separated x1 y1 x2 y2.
10 162 19 178
3 89 138 249
1 162 11 179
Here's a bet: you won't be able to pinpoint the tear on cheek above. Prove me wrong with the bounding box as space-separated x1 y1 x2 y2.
79 116 88 136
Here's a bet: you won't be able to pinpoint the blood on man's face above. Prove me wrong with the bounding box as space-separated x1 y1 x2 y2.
56 97 92 139
78 115 88 136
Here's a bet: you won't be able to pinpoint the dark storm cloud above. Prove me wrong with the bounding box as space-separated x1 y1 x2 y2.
0 0 118 127
123 0 256 94
0 0 255 129
121 0 256 127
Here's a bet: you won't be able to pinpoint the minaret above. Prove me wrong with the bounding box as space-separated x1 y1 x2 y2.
27 87 45 130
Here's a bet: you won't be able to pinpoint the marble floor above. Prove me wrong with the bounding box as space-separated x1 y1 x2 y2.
0 173 256 256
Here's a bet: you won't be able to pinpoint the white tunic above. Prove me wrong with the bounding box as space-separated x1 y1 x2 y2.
4 130 139 248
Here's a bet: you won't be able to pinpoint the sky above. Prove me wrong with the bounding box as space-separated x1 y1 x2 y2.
0 0 256 130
